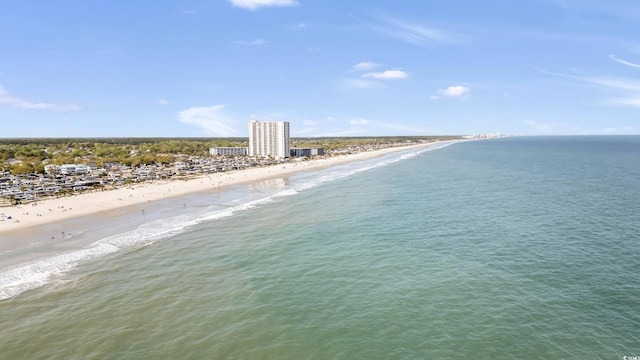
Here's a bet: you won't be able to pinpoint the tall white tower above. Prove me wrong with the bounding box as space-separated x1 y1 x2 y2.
248 120 290 158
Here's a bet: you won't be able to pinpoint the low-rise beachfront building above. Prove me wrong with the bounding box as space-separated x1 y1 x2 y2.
290 148 325 157
75 164 90 174
45 163 95 175
59 164 77 175
44 165 60 174
209 147 248 156
1 137 431 207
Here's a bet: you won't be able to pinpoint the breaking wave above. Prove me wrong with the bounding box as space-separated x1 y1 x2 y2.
0 143 454 301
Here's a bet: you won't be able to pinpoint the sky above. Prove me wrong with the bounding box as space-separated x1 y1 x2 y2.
1 0 640 137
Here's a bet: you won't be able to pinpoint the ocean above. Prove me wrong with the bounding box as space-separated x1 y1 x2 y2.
0 136 639 359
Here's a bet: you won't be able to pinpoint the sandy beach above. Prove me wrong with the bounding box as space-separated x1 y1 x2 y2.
0 142 441 235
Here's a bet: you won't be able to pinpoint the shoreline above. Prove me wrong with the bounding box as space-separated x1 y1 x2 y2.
0 142 449 235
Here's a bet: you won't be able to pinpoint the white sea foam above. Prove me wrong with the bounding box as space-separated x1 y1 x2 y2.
0 243 120 300
0 144 449 301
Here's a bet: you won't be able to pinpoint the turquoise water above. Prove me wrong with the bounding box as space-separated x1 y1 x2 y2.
1 137 639 359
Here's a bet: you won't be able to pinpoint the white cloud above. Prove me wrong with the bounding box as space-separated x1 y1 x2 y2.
345 117 430 135
317 128 367 137
300 114 429 136
372 13 465 47
524 120 562 133
609 96 640 107
352 61 382 72
229 0 299 10
609 54 640 68
340 78 381 90
0 85 81 111
588 77 640 91
177 105 240 136
350 118 371 125
534 66 640 108
341 67 407 91
437 85 470 97
300 116 336 127
362 70 408 80
376 121 429 133
289 22 306 30
523 119 633 135
533 66 640 91
236 38 268 46
523 119 583 134
157 99 168 105
597 126 634 134
181 10 197 14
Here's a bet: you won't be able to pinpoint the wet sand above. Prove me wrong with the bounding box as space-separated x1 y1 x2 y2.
0 142 444 250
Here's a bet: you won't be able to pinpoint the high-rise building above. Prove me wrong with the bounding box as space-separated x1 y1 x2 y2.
248 120 290 158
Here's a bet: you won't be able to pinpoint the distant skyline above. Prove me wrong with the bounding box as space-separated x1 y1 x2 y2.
1 0 639 137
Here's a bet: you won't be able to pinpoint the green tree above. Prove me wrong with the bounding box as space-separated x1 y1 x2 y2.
12 162 35 175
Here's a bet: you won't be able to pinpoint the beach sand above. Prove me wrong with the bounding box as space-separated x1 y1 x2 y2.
0 142 440 236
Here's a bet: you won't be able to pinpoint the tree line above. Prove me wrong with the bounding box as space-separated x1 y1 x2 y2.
1 136 461 175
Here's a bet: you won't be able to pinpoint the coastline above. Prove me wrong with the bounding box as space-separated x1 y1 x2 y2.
0 141 447 235
0 139 469 301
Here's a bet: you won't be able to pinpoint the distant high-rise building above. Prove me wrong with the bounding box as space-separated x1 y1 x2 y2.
248 120 290 158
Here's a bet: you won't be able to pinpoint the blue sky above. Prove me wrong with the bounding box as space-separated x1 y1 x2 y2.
1 0 639 137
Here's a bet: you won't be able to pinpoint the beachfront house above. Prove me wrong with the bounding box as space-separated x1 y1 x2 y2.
290 148 325 157
75 164 90 174
209 147 248 156
44 165 60 174
59 164 77 175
